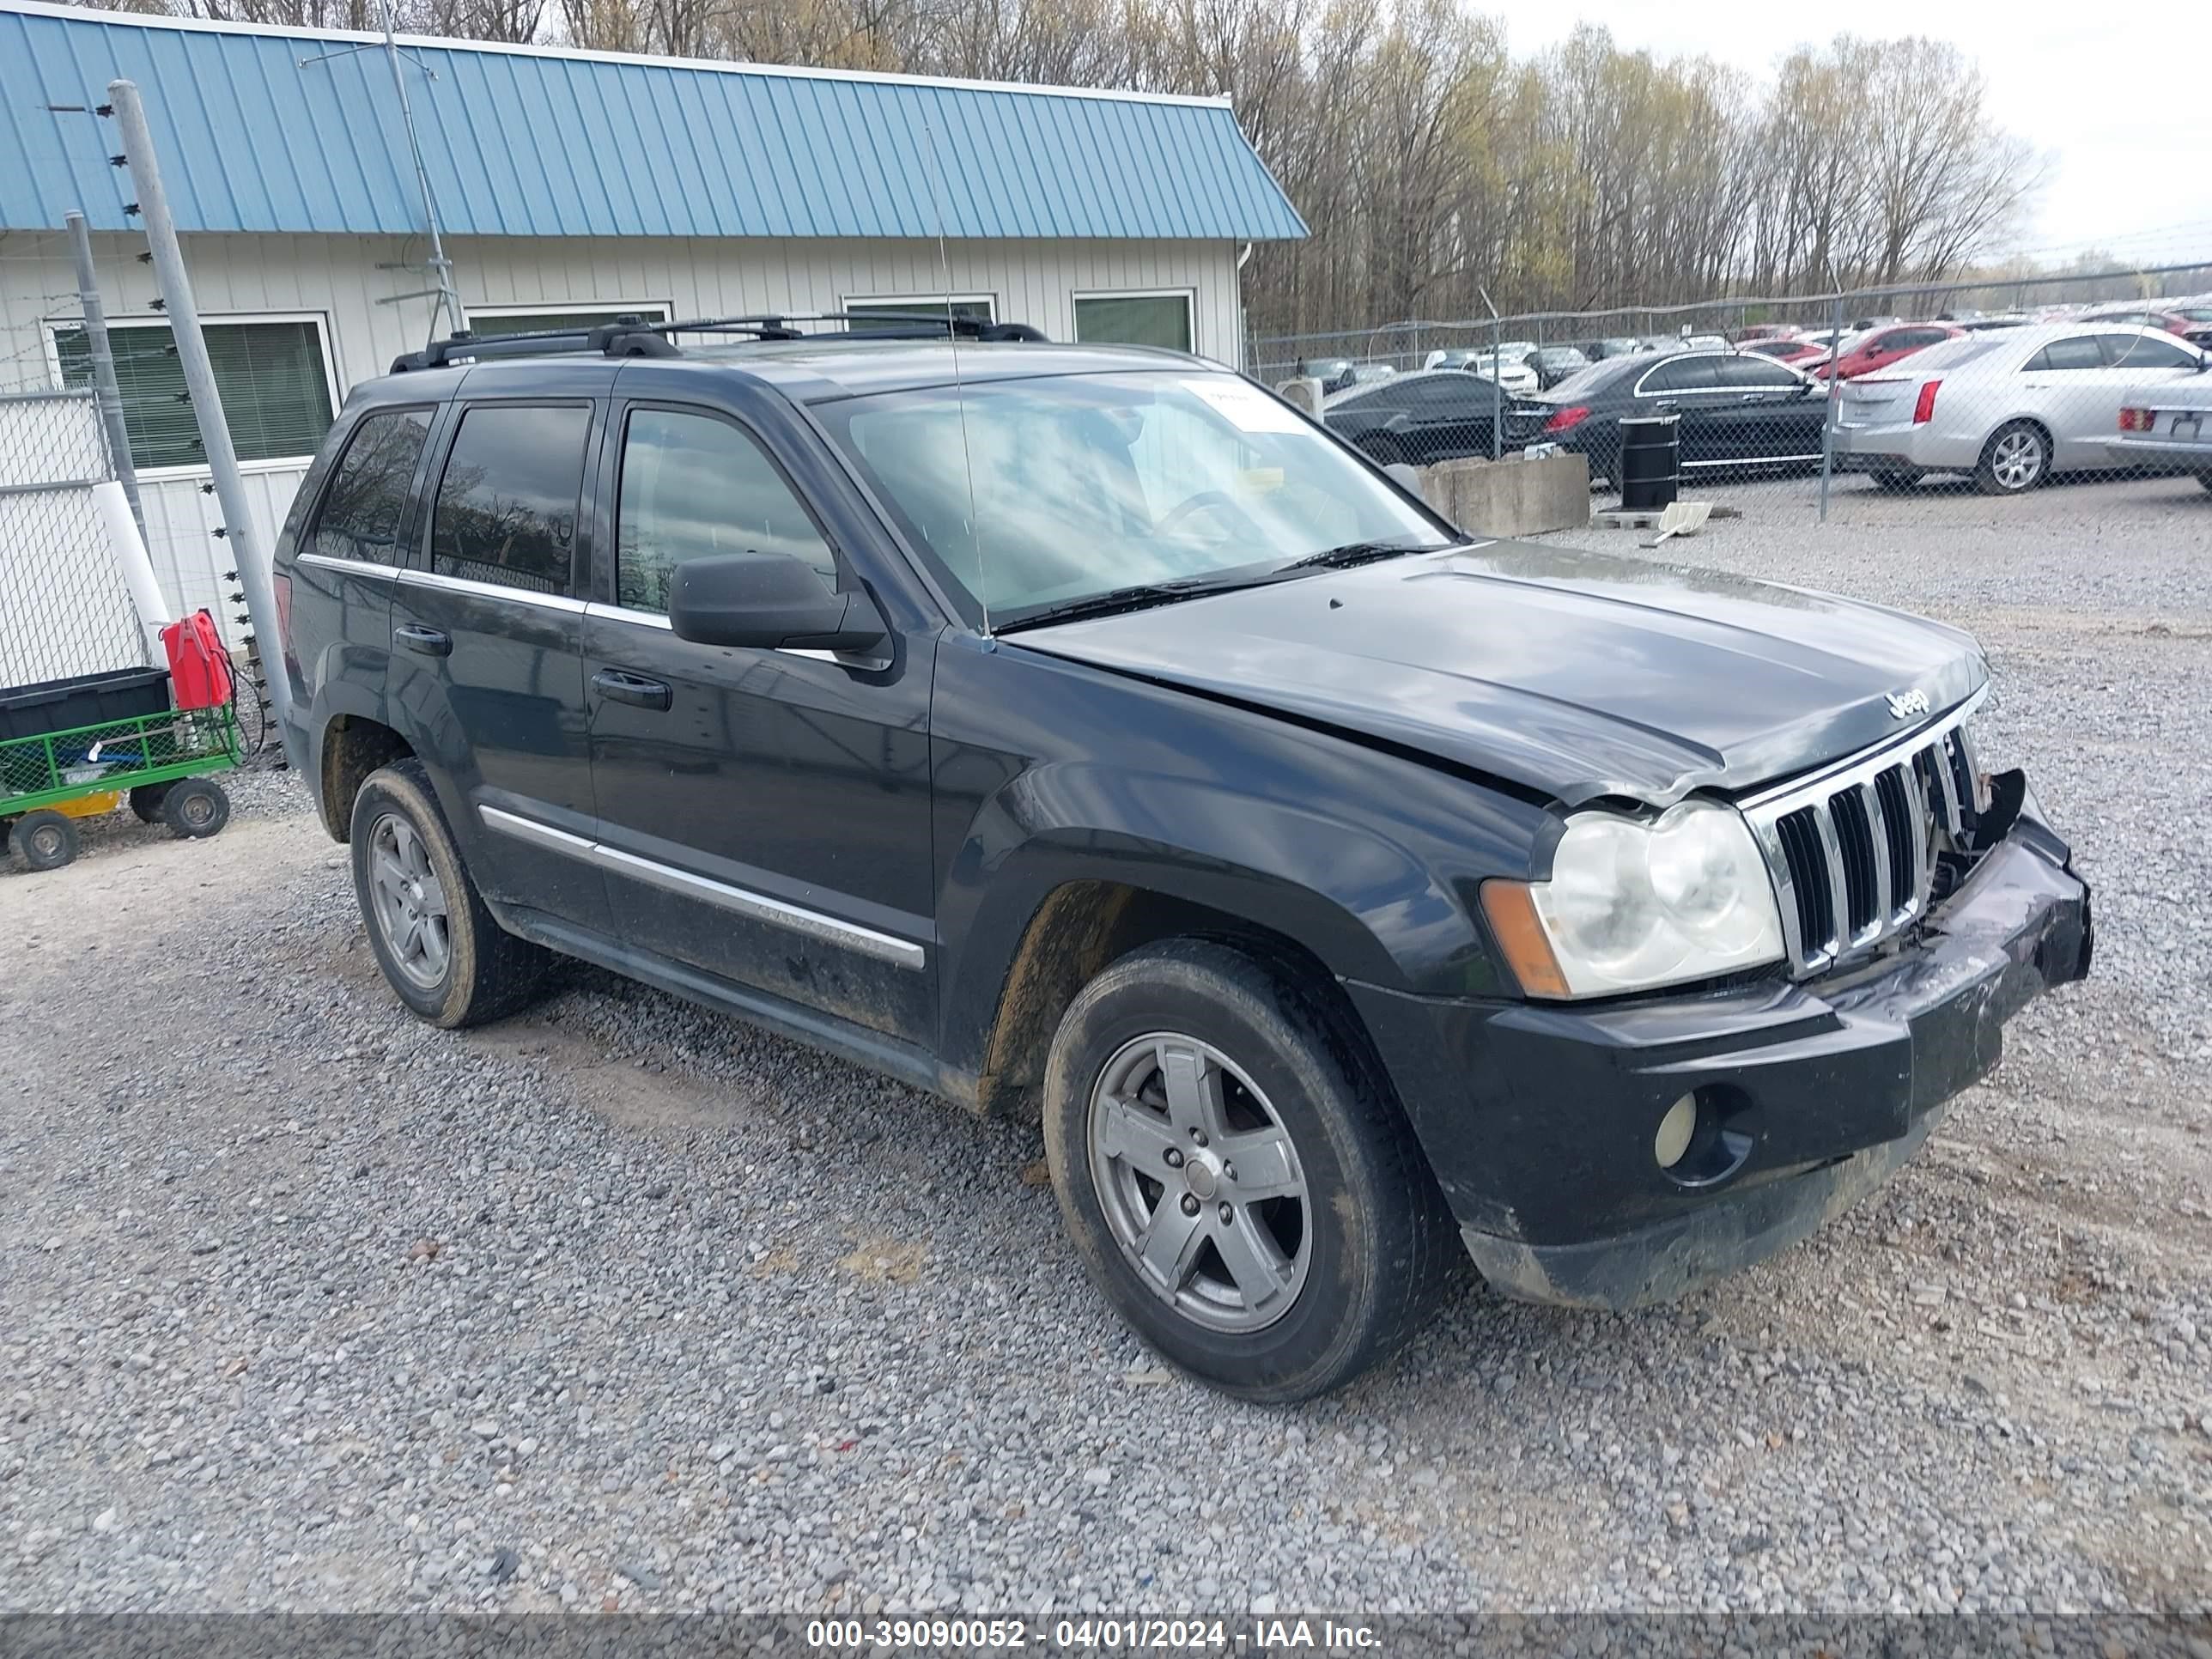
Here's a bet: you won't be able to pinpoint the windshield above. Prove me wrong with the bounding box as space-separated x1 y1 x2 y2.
817 370 1453 629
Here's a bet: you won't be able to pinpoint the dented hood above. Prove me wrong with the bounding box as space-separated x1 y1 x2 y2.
1008 542 1987 807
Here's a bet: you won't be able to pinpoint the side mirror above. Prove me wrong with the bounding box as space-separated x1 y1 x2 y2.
668 552 887 655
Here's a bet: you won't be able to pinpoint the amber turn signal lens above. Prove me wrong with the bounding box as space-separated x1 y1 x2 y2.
1480 880 1571 1000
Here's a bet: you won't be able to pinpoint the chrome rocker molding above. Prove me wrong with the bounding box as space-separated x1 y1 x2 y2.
477 805 926 970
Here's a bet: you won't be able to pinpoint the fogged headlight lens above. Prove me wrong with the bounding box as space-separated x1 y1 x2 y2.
1517 800 1784 997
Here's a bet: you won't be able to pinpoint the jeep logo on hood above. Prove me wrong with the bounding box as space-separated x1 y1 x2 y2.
1887 689 1932 719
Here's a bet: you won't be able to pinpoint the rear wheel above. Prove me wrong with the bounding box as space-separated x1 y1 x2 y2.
13 810 78 872
1042 939 1456 1402
161 778 229 838
1976 421 2049 495
129 781 173 823
349 758 550 1028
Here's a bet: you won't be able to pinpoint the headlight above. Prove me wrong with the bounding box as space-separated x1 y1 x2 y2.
1481 800 1784 998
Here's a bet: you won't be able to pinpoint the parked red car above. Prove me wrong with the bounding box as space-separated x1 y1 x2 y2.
1814 322 1965 381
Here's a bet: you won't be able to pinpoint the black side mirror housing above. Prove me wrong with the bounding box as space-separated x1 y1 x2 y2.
667 552 887 654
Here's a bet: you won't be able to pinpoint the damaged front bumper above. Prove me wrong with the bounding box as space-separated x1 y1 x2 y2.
1352 781 2092 1311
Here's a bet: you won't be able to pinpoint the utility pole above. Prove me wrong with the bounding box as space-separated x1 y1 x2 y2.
64 209 146 544
106 78 295 743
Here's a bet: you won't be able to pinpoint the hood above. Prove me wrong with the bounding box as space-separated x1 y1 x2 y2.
1008 543 1986 808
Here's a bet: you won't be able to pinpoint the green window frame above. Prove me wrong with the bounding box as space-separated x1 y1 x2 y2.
843 295 996 331
52 316 336 472
1073 292 1194 353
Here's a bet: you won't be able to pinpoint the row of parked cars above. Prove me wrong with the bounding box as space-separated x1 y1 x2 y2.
1307 297 2212 496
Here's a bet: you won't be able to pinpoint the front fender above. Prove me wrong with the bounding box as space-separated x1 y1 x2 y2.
926 634 1553 1080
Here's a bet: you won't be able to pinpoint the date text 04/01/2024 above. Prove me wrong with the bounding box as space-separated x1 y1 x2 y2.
802 1618 1384 1650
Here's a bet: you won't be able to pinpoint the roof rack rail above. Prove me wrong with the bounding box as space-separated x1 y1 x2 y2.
389 310 1048 373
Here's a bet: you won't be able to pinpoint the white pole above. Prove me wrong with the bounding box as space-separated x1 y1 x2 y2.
92 479 169 653
107 78 295 744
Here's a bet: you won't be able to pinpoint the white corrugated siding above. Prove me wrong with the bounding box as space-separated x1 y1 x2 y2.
0 229 1245 650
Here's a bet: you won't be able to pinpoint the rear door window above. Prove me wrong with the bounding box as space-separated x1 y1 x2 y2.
428 404 592 595
310 407 432 564
2026 337 2107 371
1639 356 1723 394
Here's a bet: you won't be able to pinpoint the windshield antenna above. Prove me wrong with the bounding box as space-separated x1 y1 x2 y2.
919 117 988 635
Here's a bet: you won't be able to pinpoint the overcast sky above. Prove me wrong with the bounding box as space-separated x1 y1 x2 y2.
1492 0 2212 270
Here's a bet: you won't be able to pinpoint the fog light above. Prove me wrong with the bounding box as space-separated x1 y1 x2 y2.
1654 1093 1698 1170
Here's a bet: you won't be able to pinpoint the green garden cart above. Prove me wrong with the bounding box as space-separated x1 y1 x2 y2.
0 666 240 872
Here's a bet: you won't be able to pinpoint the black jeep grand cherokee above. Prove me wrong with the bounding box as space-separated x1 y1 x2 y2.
275 318 2091 1401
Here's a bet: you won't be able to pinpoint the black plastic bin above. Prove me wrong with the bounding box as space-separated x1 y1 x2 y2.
0 667 171 744
1618 413 1681 511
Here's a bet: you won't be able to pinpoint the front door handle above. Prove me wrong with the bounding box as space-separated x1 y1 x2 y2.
592 668 673 711
394 623 450 657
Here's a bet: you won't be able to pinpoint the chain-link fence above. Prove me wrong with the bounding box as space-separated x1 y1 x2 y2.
1253 262 2212 518
0 386 149 690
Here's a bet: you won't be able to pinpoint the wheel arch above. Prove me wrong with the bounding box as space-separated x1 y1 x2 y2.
317 712 416 843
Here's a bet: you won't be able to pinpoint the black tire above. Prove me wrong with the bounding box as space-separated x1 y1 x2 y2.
1869 469 1917 493
349 758 549 1028
1042 939 1456 1402
129 781 173 823
13 810 79 872
1976 420 2050 495
161 778 230 839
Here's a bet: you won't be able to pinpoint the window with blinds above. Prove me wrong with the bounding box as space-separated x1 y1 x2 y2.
469 307 669 337
53 319 335 471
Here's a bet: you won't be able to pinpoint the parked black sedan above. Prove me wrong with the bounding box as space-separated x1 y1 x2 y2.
1535 349 1831 484
1323 369 1553 465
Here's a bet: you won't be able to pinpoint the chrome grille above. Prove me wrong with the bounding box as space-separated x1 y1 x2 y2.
1741 692 1985 976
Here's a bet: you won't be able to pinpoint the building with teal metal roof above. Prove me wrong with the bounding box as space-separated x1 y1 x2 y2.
0 0 1304 641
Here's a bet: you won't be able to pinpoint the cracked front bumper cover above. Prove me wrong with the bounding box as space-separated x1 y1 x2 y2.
1451 796 2092 1310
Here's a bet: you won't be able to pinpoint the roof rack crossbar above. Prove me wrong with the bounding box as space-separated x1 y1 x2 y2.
388 310 1048 373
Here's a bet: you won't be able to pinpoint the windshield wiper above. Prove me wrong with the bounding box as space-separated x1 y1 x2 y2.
992 572 1288 635
1276 537 1468 573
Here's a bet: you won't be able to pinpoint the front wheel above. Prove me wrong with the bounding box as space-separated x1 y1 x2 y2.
349 759 550 1028
1042 939 1456 1402
1977 421 2049 495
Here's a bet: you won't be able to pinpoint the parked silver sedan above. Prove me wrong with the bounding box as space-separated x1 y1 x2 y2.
1836 322 2209 493
2105 374 2212 491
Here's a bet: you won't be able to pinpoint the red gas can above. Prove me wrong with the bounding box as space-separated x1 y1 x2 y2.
160 610 234 711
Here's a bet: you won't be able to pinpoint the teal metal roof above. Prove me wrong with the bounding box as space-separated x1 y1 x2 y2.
0 1 1307 241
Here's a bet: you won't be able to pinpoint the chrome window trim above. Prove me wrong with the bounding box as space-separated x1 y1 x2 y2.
400 567 588 614
477 805 925 971
1630 354 1735 398
585 602 674 630
295 551 404 580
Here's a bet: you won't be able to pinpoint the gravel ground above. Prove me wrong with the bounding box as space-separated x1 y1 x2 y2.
3 472 2210 1619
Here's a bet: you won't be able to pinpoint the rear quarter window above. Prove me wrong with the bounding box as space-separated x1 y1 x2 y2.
308 407 432 565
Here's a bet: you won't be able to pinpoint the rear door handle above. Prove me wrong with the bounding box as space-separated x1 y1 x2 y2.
592 668 673 711
394 623 450 657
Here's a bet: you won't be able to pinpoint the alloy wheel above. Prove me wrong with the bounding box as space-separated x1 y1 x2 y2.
1087 1032 1311 1334
367 811 452 989
1990 428 2045 490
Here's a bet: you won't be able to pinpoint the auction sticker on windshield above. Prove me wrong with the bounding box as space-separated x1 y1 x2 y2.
1184 378 1306 433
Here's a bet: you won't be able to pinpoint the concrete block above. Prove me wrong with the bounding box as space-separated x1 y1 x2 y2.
1417 451 1591 538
